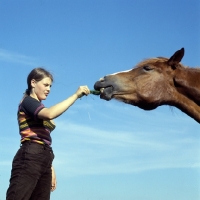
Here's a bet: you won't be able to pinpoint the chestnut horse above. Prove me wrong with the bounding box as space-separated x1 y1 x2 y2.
94 48 200 123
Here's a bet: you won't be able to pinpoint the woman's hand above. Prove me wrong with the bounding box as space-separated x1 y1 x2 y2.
51 166 57 192
75 85 90 98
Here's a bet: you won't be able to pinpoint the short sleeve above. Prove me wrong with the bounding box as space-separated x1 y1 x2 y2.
20 96 45 119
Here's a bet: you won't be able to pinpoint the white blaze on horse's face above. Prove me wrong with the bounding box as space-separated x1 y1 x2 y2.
109 69 132 76
99 69 132 80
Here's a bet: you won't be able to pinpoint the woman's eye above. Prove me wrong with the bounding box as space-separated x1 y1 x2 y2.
143 65 153 71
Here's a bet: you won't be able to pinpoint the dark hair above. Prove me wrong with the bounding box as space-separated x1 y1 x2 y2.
26 68 53 95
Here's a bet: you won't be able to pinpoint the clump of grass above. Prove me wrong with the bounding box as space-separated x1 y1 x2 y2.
90 90 100 95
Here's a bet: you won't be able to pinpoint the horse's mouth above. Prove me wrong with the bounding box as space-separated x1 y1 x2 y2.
95 86 114 101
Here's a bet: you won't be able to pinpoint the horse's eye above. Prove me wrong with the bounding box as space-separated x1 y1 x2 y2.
143 65 153 71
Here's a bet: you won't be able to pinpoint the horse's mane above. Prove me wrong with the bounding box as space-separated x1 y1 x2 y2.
136 57 187 69
134 57 200 73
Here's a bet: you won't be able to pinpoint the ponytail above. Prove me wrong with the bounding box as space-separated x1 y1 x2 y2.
25 89 30 95
20 89 30 103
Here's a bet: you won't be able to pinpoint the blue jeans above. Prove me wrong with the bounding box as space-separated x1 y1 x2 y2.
6 141 54 200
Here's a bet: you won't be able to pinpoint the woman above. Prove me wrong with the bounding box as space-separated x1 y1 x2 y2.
6 68 90 200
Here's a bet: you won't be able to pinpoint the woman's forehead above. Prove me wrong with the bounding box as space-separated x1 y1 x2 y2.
41 77 52 83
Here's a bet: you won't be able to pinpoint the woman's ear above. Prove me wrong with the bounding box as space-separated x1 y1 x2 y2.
31 79 36 88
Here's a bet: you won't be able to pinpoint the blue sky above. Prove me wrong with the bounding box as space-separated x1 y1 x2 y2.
0 0 200 200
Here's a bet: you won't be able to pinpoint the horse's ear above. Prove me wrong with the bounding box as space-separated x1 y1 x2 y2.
167 48 184 68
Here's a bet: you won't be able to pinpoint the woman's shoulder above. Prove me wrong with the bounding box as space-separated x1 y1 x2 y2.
22 96 41 105
20 96 44 110
19 96 45 117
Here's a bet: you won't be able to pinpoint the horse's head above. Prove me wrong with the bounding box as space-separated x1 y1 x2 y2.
94 48 185 110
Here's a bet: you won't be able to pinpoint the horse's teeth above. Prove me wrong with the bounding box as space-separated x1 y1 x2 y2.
100 88 104 93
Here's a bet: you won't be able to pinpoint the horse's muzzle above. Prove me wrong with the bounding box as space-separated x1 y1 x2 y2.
94 81 113 101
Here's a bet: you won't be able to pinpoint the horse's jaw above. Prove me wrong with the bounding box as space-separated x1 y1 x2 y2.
98 86 160 110
115 95 159 110
94 79 160 110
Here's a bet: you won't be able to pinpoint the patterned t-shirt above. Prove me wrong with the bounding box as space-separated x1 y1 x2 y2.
18 96 56 145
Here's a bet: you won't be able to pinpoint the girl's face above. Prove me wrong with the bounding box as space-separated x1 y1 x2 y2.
30 77 52 101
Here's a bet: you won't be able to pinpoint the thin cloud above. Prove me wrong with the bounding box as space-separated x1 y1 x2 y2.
0 48 37 66
51 119 200 177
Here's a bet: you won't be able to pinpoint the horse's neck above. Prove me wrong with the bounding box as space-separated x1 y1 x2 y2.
174 67 200 105
173 92 200 123
173 67 200 123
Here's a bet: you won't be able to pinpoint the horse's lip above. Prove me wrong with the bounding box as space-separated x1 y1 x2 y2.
99 86 113 100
